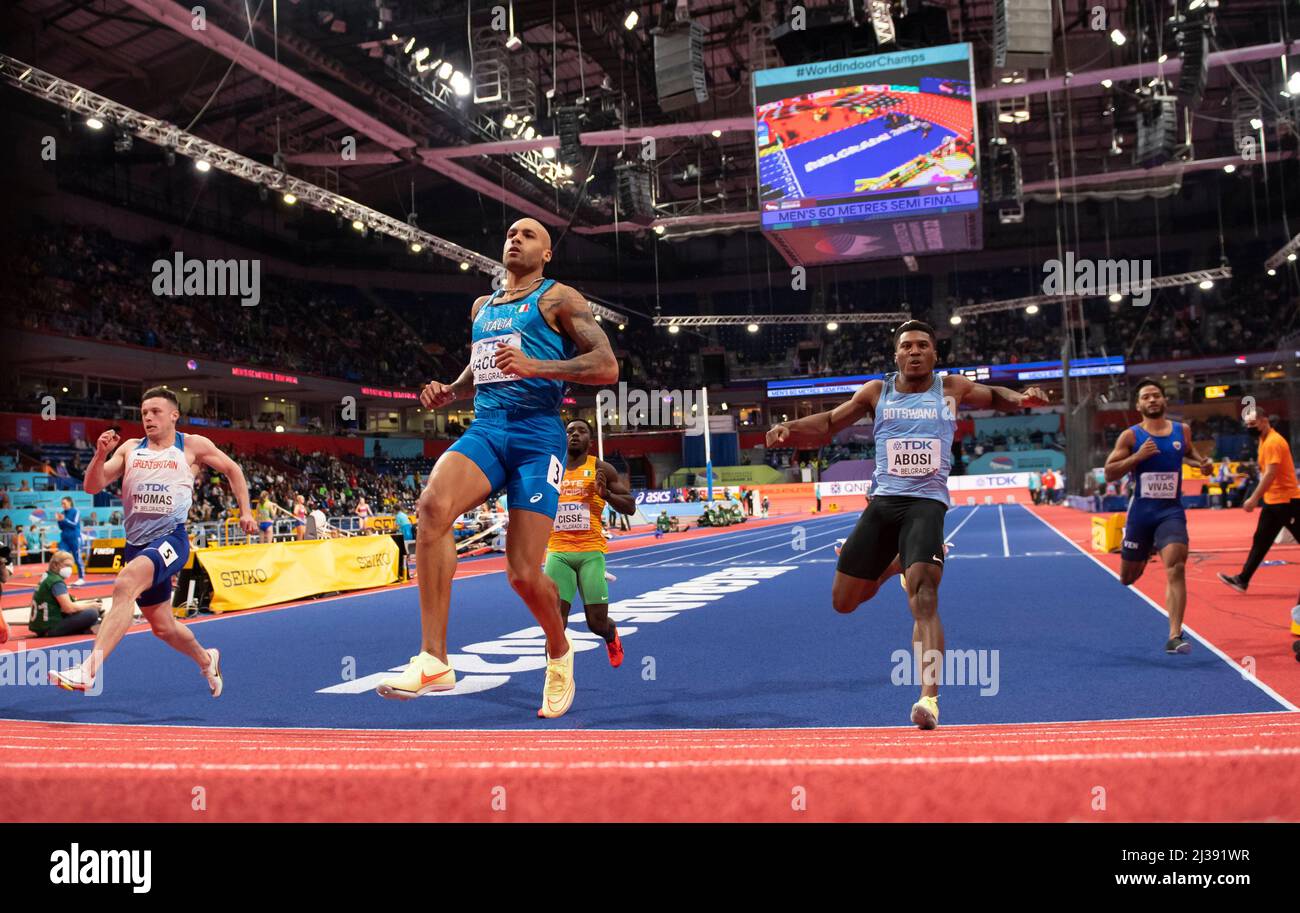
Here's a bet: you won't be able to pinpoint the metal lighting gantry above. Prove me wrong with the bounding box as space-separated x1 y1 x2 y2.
953 266 1233 317
651 312 911 328
0 54 505 279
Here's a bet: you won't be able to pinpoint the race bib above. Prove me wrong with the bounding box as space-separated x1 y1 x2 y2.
547 455 564 492
1139 471 1180 499
157 540 179 566
553 502 591 532
470 332 523 385
131 490 173 515
885 438 940 477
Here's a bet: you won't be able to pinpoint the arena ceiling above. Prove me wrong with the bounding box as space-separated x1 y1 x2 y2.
2 0 1298 284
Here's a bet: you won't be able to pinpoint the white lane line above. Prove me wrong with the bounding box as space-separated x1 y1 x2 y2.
636 516 850 567
704 517 862 566
998 505 1010 557
943 504 981 545
1016 504 1299 713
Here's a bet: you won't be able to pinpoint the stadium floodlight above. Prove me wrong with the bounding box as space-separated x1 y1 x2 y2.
1025 304 1039 315
352 219 365 231
1268 268 1277 276
1111 29 1127 46
541 146 556 159
412 47 430 64
1101 78 1113 88
950 315 963 325
1198 279 1214 290
1109 292 1124 302
282 192 297 204
711 129 721 138
437 61 454 80
1264 232 1300 271
1289 71 1300 96
451 71 471 96
747 323 759 333
86 116 104 129
1223 164 1236 173
624 10 639 30
460 261 471 270
667 324 680 334
826 321 839 331
0 54 506 282
410 242 423 253
1250 117 1263 130
195 159 211 172
403 37 415 54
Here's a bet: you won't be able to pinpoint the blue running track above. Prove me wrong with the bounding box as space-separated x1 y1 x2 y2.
0 504 1287 730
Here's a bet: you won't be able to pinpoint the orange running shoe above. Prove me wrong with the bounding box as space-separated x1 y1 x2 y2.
606 630 623 668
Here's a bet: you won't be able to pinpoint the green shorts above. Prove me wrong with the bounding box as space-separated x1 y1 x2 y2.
544 550 609 605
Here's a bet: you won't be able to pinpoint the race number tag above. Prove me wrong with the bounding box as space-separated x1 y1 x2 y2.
885 438 940 477
157 540 179 567
546 455 564 492
1140 471 1180 499
470 332 522 385
553 502 591 532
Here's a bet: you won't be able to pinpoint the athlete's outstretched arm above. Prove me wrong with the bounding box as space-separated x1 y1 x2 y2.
189 435 258 534
767 380 882 449
596 459 637 515
84 429 131 495
495 285 618 386
945 374 1050 412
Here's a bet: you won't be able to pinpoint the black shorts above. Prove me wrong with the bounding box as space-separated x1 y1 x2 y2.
836 495 948 581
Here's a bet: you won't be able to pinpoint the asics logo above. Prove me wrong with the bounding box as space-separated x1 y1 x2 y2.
530 493 543 503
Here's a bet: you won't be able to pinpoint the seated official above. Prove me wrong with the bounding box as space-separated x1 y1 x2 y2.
29 551 103 638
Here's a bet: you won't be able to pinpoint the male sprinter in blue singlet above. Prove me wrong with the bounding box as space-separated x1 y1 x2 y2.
378 218 618 718
50 387 258 694
1104 379 1213 654
767 320 1049 729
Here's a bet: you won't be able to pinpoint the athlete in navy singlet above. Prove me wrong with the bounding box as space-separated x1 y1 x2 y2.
50 387 257 694
1104 379 1213 654
379 218 619 720
766 320 1050 729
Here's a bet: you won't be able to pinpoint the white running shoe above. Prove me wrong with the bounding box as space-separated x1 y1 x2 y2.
205 647 223 698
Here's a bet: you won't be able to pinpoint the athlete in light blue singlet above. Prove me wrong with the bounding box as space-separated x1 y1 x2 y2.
379 218 619 721
1104 379 1212 655
766 320 1050 729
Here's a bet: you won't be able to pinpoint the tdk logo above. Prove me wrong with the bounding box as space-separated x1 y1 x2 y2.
140 483 169 492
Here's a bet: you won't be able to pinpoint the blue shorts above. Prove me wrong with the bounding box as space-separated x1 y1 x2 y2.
1122 500 1188 562
124 524 191 608
259 521 274 532
448 408 566 518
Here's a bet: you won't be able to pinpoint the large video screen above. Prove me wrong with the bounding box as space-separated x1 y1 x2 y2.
753 43 979 234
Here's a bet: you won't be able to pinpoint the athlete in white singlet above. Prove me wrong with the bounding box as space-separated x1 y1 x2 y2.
49 387 258 694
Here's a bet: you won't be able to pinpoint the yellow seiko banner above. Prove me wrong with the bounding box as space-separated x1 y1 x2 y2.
195 534 402 613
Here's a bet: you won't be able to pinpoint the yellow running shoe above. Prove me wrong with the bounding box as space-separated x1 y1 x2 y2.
538 632 576 719
910 694 939 730
376 652 456 700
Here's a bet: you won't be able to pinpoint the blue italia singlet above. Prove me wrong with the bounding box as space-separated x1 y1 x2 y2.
469 278 577 413
871 373 955 506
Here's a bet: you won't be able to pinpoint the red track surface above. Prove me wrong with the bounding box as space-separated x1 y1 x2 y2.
1 713 1297 822
5 504 1298 822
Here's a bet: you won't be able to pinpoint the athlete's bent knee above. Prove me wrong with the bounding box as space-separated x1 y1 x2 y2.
832 582 877 614
416 486 457 531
